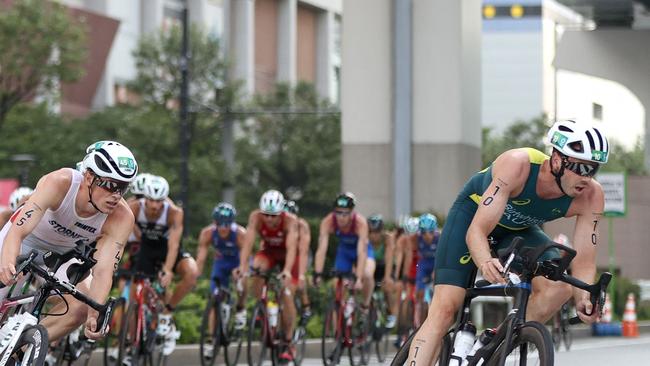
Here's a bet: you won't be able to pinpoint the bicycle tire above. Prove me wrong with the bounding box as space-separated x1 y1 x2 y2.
247 303 269 366
349 306 370 366
322 301 343 366
199 295 220 366
395 299 414 349
3 324 48 366
374 297 389 363
390 328 451 366
224 306 244 366
292 325 307 366
104 297 126 366
486 321 554 366
118 303 146 366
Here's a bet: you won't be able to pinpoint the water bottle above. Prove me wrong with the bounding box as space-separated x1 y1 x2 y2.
449 322 477 366
344 296 355 319
221 302 232 324
268 301 279 327
462 328 495 366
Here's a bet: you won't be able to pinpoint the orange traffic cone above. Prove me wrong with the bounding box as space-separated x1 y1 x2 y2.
600 294 612 323
622 293 639 337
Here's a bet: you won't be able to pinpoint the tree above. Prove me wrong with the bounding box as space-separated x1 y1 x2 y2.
0 0 86 131
235 82 341 218
129 24 228 108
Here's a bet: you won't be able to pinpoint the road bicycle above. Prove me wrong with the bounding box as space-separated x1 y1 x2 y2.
321 271 370 366
391 237 611 366
365 282 390 363
0 242 115 366
551 301 573 351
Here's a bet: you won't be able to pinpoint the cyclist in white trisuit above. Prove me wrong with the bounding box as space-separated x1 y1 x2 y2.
0 141 138 341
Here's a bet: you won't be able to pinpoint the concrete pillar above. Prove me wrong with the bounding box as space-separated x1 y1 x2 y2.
188 0 208 28
228 0 255 96
85 0 113 110
140 0 164 35
277 0 297 85
411 0 482 215
316 10 334 101
341 0 393 217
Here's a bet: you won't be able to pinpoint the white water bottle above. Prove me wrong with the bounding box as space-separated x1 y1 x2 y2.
462 328 495 366
268 301 279 327
449 322 477 366
221 303 232 323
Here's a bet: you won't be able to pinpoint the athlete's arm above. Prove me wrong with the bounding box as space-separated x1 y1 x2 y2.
85 201 134 339
161 206 183 283
568 182 605 323
355 215 369 282
383 231 396 282
466 151 528 284
195 226 212 275
298 219 311 280
314 215 332 275
238 211 259 274
0 170 68 285
282 215 299 279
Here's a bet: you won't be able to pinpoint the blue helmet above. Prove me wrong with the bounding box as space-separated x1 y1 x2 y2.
283 200 299 215
418 213 437 233
212 203 237 225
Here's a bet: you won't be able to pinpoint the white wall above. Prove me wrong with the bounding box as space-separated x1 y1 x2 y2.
556 70 644 149
341 0 392 144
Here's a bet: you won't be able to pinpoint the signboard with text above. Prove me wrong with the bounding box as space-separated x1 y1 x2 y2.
597 172 627 217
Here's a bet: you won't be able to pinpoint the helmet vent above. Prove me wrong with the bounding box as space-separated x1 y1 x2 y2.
558 125 574 133
93 155 112 174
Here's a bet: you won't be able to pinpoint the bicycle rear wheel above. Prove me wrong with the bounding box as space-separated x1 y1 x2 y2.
118 303 146 366
248 303 270 366
199 295 220 366
349 307 370 366
322 301 343 366
2 324 48 366
104 297 126 366
486 321 554 366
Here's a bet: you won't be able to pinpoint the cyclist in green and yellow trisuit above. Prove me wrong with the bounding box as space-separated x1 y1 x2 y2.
406 120 610 365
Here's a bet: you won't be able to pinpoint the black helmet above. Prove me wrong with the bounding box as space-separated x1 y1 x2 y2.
368 214 384 231
334 192 356 209
283 200 299 215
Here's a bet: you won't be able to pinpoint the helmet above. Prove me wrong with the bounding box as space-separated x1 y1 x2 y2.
368 214 384 231
259 190 285 215
334 192 356 209
212 203 237 224
404 217 419 234
82 141 138 182
75 161 85 172
546 120 609 164
143 176 169 200
284 200 299 215
418 213 438 233
9 187 33 211
130 173 152 196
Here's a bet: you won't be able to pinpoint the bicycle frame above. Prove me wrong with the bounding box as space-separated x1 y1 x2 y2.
332 275 357 348
129 277 163 352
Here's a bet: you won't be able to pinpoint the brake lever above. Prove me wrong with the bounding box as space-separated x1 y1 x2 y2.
95 297 117 336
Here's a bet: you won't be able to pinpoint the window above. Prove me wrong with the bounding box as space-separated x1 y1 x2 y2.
593 103 603 120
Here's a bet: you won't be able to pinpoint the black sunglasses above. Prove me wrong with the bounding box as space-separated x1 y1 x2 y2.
563 160 600 177
94 176 130 195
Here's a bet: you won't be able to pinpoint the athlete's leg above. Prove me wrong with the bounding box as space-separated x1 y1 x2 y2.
282 281 297 343
250 253 272 298
526 276 572 322
168 256 199 310
406 285 465 365
362 258 376 307
41 276 93 341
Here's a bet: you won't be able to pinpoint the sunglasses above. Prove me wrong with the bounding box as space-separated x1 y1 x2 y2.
334 210 351 216
262 213 279 218
563 160 600 177
216 221 232 227
94 176 130 195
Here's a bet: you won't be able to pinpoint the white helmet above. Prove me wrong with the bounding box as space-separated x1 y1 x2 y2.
546 120 609 164
9 187 34 211
82 141 138 182
259 190 285 215
143 175 170 200
75 161 85 172
130 173 152 196
404 216 420 234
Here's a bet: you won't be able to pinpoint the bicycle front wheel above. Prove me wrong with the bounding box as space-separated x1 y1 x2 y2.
322 301 343 366
248 303 269 366
1 324 49 366
199 295 220 366
486 321 554 366
104 297 126 366
224 304 244 366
